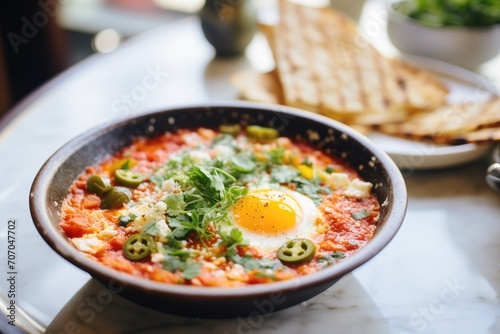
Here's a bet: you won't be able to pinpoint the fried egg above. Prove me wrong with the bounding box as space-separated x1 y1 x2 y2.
231 187 325 252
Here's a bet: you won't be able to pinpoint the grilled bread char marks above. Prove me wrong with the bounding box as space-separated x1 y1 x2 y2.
271 0 448 124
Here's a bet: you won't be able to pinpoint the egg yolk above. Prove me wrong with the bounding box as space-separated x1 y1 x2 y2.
232 189 302 235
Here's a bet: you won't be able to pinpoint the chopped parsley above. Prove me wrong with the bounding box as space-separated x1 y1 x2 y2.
181 263 202 280
142 220 160 236
229 254 283 272
268 146 286 165
162 254 202 279
351 209 371 220
294 176 331 205
270 165 300 183
317 251 345 267
118 214 137 227
163 192 186 216
219 227 247 257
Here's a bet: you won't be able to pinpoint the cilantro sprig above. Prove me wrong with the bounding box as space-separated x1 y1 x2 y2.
351 209 371 220
270 165 331 205
219 227 247 257
317 252 345 267
118 213 137 227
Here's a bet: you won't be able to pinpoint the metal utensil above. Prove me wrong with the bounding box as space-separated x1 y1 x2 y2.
486 145 500 193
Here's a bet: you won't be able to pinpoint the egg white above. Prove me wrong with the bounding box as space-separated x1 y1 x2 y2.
227 185 325 252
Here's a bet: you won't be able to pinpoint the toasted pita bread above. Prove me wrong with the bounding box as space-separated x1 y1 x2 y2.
230 70 284 104
379 97 500 140
449 126 500 145
230 1 500 146
264 0 448 123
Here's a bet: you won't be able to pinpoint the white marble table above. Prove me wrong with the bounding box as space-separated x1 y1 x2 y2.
1 1 499 333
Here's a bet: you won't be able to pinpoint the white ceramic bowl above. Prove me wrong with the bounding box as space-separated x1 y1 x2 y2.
387 1 500 69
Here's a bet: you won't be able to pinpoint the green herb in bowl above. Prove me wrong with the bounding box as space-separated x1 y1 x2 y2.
394 0 500 27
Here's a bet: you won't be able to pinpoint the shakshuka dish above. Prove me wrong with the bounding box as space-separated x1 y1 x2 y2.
61 125 380 286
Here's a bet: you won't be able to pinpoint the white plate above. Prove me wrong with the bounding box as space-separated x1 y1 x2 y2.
367 55 498 170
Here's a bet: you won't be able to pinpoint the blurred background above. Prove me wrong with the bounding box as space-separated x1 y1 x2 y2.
0 0 333 119
0 0 376 120
0 0 209 118
1 0 498 120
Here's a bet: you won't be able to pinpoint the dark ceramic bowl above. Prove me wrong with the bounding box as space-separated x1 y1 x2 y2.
30 102 407 318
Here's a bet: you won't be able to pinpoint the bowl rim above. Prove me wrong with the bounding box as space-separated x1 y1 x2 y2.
29 101 407 300
388 0 500 32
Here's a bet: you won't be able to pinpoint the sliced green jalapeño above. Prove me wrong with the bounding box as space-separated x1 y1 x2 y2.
115 169 144 188
246 125 279 141
277 238 316 265
123 233 153 261
219 124 241 135
100 186 131 210
86 175 112 195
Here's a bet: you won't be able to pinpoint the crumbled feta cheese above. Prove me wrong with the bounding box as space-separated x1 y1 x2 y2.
151 252 165 263
155 219 171 237
213 269 225 278
323 206 335 214
204 262 217 270
190 278 202 286
189 150 211 163
276 137 292 148
130 201 167 230
344 178 373 199
129 202 150 219
97 227 118 240
182 132 202 146
161 179 180 193
226 264 245 280
152 201 167 216
212 144 234 157
326 173 350 190
71 236 104 254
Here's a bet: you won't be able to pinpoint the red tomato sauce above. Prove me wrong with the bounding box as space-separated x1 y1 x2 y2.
61 128 379 286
